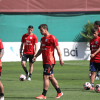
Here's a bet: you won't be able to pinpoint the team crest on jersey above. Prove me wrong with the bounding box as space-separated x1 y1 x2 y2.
95 41 98 44
25 37 27 39
30 37 32 39
45 39 47 42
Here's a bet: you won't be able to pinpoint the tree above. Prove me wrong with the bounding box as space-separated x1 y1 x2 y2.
80 21 94 42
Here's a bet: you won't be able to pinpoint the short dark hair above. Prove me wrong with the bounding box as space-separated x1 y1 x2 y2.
38 24 48 31
94 21 100 26
28 25 33 28
91 28 98 33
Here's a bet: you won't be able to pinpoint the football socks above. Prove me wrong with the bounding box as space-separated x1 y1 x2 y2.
91 83 94 87
42 89 47 96
23 67 28 75
56 88 61 93
0 93 4 97
29 73 32 78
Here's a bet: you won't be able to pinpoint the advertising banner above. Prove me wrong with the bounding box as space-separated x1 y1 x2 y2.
2 42 90 62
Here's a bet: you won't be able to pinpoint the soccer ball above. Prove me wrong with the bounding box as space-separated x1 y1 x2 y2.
88 73 91 79
83 82 92 90
19 74 26 81
94 84 100 92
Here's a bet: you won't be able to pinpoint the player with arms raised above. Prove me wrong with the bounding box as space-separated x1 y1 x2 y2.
33 24 64 99
20 25 38 81
90 28 100 90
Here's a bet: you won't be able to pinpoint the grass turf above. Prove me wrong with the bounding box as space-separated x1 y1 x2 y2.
1 60 100 100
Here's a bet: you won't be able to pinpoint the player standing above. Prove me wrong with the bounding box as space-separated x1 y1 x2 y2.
20 25 38 81
94 21 100 36
89 28 100 90
93 21 100 80
0 39 4 79
0 39 4 100
33 24 64 99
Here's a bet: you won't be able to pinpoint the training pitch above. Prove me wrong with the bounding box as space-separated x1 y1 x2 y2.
1 60 100 100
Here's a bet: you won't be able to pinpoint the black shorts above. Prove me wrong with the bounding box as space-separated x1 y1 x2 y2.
89 62 100 72
21 54 34 63
43 64 55 75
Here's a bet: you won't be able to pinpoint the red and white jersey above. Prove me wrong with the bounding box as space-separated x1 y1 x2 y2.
98 29 100 37
0 39 4 66
40 34 59 65
0 39 4 50
21 33 38 55
90 37 100 63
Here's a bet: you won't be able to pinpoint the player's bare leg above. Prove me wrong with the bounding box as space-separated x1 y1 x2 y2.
0 66 2 79
95 70 100 80
49 74 59 88
43 75 49 90
35 75 49 99
49 74 63 98
28 63 33 81
38 75 49 98
0 81 4 100
21 61 28 79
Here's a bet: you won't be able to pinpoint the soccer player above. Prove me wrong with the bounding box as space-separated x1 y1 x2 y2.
94 21 100 36
0 39 4 100
89 28 100 90
93 21 100 80
0 82 4 100
0 39 4 79
33 24 64 99
20 25 38 81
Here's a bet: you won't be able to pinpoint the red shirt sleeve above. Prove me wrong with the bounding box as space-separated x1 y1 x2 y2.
21 35 25 43
34 35 38 43
0 39 4 49
53 36 59 47
99 38 100 47
90 41 91 51
40 38 42 48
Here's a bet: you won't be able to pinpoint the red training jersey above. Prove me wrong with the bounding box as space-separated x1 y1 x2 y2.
21 33 38 55
98 29 100 37
40 34 59 65
90 37 100 63
0 39 4 66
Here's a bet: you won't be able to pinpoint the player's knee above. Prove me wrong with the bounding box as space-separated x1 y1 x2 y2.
0 81 1 85
29 63 33 67
43 75 49 79
21 62 25 66
0 82 3 88
49 74 54 80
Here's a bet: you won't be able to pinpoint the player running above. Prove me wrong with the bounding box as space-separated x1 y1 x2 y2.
33 24 64 99
20 25 38 81
0 39 4 100
89 28 100 90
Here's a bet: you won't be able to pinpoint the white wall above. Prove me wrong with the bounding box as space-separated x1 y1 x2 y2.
1 42 90 62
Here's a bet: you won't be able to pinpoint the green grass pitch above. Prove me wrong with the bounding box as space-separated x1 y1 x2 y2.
1 60 100 100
